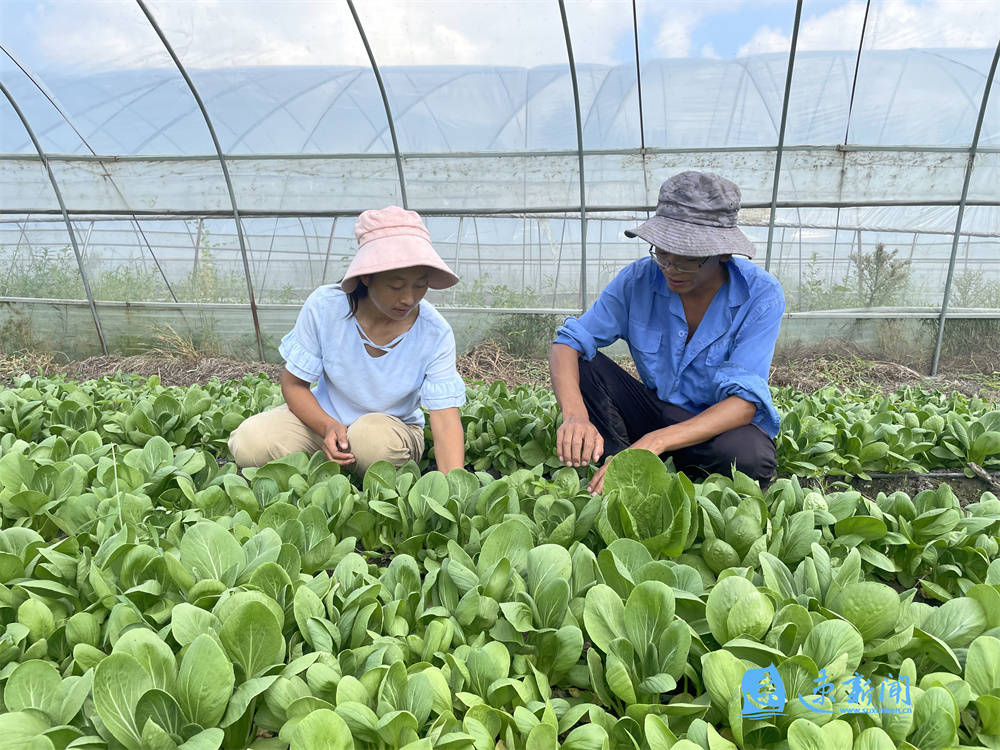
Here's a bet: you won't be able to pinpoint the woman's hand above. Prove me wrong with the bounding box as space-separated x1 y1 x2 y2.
322 421 356 466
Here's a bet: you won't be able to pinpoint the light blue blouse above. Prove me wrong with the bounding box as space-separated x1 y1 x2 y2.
554 257 785 438
279 286 466 427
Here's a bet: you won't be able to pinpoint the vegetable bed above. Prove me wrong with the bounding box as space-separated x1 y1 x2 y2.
1 374 999 750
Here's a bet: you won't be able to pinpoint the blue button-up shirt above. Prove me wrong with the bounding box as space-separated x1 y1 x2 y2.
554 256 784 438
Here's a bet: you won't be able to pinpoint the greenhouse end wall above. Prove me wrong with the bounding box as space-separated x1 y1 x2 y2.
2 295 995 377
2 38 999 374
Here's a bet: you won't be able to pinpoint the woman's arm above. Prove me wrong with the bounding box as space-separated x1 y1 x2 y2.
280 369 355 465
428 407 465 473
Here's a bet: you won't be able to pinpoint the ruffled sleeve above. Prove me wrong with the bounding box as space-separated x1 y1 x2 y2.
278 292 325 383
419 327 467 411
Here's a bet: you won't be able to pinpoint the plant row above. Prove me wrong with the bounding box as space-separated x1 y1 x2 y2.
2 374 999 479
2 421 1000 747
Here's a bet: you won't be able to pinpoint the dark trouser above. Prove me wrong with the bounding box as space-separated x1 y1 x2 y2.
579 353 777 482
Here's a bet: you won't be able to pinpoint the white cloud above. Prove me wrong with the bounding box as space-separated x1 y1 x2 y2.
24 0 634 72
644 0 786 61
15 0 1000 76
738 25 792 57
654 10 700 58
738 0 1000 56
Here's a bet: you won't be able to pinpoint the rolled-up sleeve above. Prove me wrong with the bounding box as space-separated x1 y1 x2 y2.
279 295 324 383
420 328 466 411
712 288 785 437
553 263 633 360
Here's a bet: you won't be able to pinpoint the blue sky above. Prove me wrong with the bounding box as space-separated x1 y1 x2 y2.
1 0 997 75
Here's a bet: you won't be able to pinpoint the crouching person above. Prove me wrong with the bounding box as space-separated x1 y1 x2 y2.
549 171 785 493
229 206 466 476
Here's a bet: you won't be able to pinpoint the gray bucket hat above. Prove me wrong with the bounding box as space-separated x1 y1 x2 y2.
625 171 756 259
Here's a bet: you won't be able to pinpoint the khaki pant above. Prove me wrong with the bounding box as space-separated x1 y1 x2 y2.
228 404 425 475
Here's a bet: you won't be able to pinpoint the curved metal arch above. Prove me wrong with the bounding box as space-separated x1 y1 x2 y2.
485 69 529 148
228 68 360 151
558 0 588 311
629 0 649 207
0 81 107 354
346 0 408 207
764 0 803 272
135 0 264 360
844 0 871 145
483 68 564 150
361 68 476 154
299 70 368 151
631 0 645 153
931 39 1000 376
1 42 179 304
833 0 871 293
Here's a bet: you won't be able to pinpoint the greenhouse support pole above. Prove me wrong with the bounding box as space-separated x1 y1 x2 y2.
136 0 265 362
630 0 650 201
631 0 645 153
0 81 107 354
764 0 803 272
559 0 588 311
193 218 204 276
931 40 1000 376
453 217 464 272
346 0 408 209
321 218 337 285
552 218 568 307
843 0 871 145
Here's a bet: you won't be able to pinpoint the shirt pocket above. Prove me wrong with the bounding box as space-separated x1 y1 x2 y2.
705 337 732 366
626 320 664 390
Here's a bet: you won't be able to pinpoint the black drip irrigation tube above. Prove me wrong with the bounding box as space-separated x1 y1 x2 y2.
789 469 1000 489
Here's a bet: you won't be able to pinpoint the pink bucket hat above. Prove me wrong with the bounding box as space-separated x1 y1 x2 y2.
340 206 459 293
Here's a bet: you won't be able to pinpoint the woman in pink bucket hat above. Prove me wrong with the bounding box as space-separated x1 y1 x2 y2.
229 206 467 476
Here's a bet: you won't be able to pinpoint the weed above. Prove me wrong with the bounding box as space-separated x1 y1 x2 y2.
851 242 911 308
951 271 1000 309
451 275 563 359
795 252 854 312
0 307 42 354
1 246 84 299
148 323 224 361
919 269 1000 371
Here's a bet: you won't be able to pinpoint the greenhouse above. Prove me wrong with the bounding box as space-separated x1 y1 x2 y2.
2 1 1000 749
1 0 998 371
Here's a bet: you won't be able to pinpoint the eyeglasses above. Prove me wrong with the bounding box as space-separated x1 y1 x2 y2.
648 246 711 274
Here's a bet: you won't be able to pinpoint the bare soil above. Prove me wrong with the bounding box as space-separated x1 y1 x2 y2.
5 339 995 399
800 472 997 508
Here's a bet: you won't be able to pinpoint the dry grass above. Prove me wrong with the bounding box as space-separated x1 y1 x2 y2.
1 338 997 402
146 323 223 362
56 355 285 387
769 355 924 393
771 341 1000 400
0 350 63 384
457 339 551 388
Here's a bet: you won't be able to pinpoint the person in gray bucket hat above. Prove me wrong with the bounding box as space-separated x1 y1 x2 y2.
549 171 785 493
